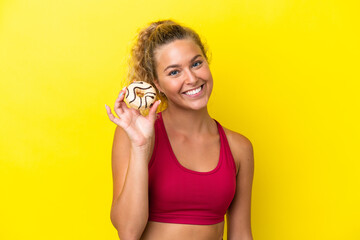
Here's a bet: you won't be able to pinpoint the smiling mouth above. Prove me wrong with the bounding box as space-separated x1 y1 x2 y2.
183 84 204 96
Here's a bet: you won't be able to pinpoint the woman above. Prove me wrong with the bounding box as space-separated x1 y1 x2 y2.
105 20 254 240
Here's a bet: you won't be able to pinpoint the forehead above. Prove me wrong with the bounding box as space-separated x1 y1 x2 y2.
154 39 203 66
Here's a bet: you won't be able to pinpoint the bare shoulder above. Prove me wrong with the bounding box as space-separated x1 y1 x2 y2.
223 127 254 175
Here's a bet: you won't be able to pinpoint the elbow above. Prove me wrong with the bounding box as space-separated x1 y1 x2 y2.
116 231 141 240
110 209 148 240
115 227 145 240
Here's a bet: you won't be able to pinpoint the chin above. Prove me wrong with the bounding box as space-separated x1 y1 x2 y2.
186 99 210 111
168 93 211 111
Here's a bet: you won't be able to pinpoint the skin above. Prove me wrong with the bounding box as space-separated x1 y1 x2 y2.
106 38 254 240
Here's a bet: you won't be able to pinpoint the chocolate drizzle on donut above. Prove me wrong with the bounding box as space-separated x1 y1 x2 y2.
129 86 153 104
144 93 156 108
138 97 142 109
125 81 156 110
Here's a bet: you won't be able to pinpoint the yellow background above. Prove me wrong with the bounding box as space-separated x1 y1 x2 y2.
1 0 359 239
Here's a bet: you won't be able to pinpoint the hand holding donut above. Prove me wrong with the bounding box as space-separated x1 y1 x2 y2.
105 82 161 148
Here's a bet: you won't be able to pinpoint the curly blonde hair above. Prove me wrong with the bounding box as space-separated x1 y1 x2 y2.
127 19 210 111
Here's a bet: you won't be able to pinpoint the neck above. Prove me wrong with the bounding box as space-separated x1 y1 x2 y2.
161 105 215 136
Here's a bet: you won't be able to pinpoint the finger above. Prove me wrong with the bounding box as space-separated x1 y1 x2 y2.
105 104 121 125
114 101 125 117
130 107 141 117
148 100 161 120
118 87 127 100
115 87 126 104
114 87 128 115
105 104 133 131
117 96 133 116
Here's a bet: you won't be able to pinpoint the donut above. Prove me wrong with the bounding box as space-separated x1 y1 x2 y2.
124 81 157 110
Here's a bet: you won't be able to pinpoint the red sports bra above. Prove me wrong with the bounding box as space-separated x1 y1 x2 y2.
148 112 237 225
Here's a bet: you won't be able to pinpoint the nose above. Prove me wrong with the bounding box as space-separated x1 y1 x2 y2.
184 68 197 84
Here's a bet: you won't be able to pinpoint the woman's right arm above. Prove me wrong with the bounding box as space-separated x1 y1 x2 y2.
105 88 160 240
110 126 151 240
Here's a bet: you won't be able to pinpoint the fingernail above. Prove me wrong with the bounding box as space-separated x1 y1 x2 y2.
118 92 124 98
122 86 126 91
105 104 108 109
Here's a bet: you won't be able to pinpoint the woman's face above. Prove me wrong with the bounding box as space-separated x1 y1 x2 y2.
153 38 213 111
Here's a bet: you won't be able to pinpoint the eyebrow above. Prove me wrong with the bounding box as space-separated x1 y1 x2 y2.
163 54 202 72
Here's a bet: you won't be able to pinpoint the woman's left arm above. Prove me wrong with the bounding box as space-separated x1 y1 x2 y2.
225 129 254 240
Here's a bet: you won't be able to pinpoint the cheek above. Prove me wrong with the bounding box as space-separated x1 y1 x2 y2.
201 68 213 81
168 80 183 91
159 78 181 93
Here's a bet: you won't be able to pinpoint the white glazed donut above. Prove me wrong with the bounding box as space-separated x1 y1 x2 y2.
124 81 157 110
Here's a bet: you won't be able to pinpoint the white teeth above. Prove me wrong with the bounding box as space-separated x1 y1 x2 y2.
184 86 202 96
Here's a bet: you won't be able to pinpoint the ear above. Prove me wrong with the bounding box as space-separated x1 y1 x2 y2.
153 79 163 93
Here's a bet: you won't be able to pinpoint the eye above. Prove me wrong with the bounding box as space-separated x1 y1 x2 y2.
169 70 179 76
192 61 203 68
